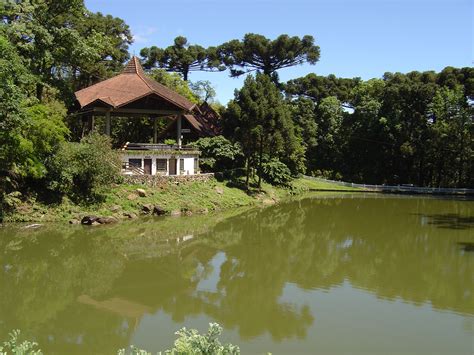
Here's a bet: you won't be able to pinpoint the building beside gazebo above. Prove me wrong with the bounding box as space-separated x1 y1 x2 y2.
73 57 219 176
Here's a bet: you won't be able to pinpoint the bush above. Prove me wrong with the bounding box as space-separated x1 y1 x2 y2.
48 132 121 202
120 323 240 355
1 324 239 355
311 169 342 181
190 136 243 173
0 329 42 355
262 159 292 186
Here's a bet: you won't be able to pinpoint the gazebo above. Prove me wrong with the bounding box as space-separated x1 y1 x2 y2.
74 57 201 176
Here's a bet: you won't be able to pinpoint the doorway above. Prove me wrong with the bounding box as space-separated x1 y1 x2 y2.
169 158 177 175
144 159 152 175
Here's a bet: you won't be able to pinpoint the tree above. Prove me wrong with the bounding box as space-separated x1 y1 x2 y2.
190 136 243 172
218 34 320 80
427 87 473 187
0 35 31 202
48 133 121 202
224 73 305 189
2 0 132 102
148 69 199 103
140 36 223 81
291 98 318 170
68 11 132 92
190 80 217 103
285 73 359 106
312 96 345 176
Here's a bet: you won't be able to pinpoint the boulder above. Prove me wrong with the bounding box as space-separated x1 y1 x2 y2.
136 188 147 197
68 219 80 225
97 216 118 224
141 204 154 214
123 212 138 219
152 205 166 216
110 205 121 213
81 215 99 225
170 210 181 217
215 186 224 195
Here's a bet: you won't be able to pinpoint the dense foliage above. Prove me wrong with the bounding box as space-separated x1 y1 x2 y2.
217 33 320 80
48 133 121 202
190 136 243 173
224 73 305 188
0 330 42 355
1 324 239 355
285 69 473 187
0 0 472 218
140 36 224 81
0 0 134 215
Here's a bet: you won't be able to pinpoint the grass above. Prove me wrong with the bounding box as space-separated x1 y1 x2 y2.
5 177 365 223
292 178 366 191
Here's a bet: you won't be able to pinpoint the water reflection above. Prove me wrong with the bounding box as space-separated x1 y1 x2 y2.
0 194 472 353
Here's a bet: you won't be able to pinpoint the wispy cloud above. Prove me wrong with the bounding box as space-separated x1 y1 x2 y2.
132 27 158 44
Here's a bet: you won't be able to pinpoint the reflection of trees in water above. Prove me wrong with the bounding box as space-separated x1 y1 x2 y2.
0 195 472 352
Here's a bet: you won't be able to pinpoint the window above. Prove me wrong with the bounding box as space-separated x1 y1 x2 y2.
194 158 199 172
156 159 167 172
179 159 185 172
129 158 141 168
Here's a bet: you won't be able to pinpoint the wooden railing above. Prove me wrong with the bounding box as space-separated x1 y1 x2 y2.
121 162 145 175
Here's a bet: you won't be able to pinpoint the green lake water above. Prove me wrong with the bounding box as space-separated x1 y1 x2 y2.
0 194 473 354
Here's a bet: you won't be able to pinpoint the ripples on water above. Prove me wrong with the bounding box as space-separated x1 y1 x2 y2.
0 194 472 354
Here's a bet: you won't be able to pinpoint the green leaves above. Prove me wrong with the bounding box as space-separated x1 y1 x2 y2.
218 33 320 78
118 323 240 355
224 73 305 187
2 0 132 100
48 133 121 202
0 329 42 355
140 33 319 82
141 37 224 81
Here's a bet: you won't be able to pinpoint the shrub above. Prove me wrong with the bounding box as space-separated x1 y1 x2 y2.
0 329 42 355
190 136 243 173
1 324 240 355
262 159 292 186
311 169 342 181
119 323 240 355
48 132 121 202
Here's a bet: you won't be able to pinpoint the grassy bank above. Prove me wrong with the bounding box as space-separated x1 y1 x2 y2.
5 177 364 223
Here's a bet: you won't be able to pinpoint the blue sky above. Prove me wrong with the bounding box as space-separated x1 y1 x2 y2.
85 0 473 104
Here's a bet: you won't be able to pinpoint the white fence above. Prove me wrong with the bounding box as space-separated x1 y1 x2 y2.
304 176 474 195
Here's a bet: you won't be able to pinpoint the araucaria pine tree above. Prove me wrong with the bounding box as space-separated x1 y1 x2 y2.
224 73 305 189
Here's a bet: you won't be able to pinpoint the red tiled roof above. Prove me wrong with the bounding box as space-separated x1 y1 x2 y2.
74 56 196 112
159 103 222 139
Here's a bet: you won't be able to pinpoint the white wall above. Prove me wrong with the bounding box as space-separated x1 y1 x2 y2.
122 153 198 176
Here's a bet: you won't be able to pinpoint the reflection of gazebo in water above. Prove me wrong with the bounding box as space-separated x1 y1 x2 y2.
73 57 220 176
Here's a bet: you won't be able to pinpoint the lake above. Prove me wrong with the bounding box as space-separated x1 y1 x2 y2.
0 193 472 354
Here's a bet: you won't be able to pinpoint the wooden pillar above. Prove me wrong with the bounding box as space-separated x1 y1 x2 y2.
105 111 111 136
153 117 158 144
177 115 182 148
90 114 95 132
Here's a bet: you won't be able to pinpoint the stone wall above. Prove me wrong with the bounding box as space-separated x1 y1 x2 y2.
122 173 214 187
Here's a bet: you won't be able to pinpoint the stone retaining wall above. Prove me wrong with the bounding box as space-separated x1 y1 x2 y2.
122 173 214 187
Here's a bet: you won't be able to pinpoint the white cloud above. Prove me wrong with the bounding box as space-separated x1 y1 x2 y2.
132 27 158 44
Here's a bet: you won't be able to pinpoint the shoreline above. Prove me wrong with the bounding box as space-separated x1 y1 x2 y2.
4 177 470 225
3 177 364 224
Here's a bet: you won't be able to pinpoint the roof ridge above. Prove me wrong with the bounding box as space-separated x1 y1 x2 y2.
122 56 145 75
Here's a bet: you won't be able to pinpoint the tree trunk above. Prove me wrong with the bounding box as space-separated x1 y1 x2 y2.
245 157 250 190
257 135 263 189
36 83 44 101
